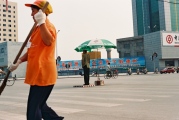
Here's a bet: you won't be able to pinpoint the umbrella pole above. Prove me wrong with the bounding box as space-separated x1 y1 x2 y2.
94 48 104 86
97 48 100 80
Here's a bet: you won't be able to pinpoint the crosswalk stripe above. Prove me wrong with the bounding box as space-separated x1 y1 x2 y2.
50 94 151 102
0 98 85 114
2 96 122 107
52 91 170 98
0 111 26 120
49 99 122 107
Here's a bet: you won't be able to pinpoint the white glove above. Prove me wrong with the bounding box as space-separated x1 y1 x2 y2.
34 9 46 26
8 59 22 72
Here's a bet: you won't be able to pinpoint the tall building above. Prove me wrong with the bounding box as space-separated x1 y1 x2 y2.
132 0 179 36
117 0 179 72
0 0 18 42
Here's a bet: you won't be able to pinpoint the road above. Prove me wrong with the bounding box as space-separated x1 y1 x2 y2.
0 73 179 120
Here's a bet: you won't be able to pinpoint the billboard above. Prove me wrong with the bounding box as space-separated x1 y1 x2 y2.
163 33 179 46
57 57 145 71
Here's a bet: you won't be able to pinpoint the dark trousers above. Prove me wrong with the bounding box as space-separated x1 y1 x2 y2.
83 65 90 85
27 85 64 120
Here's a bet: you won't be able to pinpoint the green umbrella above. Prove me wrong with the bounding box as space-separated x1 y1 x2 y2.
74 39 117 52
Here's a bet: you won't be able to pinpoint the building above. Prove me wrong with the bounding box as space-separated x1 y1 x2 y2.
0 41 27 78
0 0 18 42
117 0 179 71
132 0 179 36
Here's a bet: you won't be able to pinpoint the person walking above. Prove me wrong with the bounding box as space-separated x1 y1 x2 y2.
8 0 64 120
81 50 90 85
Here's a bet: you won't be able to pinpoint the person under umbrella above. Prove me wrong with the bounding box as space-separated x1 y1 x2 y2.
81 50 90 85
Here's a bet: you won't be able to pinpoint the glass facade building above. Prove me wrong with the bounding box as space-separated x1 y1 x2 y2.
132 0 179 36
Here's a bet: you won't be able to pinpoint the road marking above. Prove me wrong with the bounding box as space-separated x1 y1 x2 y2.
52 91 171 98
0 98 85 114
51 94 151 102
0 111 26 120
49 106 85 114
49 99 122 107
2 95 122 107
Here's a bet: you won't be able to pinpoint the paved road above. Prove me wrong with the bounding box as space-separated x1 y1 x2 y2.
0 73 179 120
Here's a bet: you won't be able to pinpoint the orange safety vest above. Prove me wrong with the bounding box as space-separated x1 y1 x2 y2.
24 19 57 86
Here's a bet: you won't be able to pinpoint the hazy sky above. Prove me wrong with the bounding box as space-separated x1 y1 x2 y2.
10 0 134 61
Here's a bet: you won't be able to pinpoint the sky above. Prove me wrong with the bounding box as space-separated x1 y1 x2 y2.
10 0 134 61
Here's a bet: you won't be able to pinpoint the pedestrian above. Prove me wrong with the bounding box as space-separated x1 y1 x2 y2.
8 0 64 119
81 50 90 85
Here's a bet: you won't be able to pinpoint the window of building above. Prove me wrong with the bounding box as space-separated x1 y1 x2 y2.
8 6 11 8
14 25 16 27
3 9 6 12
3 34 6 36
3 38 6 41
3 24 6 26
8 20 11 22
3 19 6 22
8 15 11 17
9 39 11 41
136 42 143 47
9 34 11 37
14 20 15 23
8 10 11 13
165 60 174 67
13 6 15 9
8 24 11 27
3 5 6 7
3 29 6 31
3 14 6 17
14 30 16 32
124 53 130 57
0 58 4 62
137 51 143 56
13 11 15 13
9 29 11 32
14 39 16 41
13 16 15 18
124 44 130 49
14 34 16 37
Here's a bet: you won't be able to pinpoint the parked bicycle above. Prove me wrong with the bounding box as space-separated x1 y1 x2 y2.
104 69 118 79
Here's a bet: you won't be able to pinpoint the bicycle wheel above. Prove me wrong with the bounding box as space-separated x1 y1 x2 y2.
104 73 109 79
112 73 117 79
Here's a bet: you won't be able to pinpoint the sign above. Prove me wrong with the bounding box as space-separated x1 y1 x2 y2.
163 33 179 46
57 57 145 70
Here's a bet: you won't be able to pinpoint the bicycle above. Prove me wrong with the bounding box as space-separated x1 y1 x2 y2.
104 69 118 79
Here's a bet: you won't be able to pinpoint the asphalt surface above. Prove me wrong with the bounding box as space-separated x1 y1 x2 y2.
0 72 179 120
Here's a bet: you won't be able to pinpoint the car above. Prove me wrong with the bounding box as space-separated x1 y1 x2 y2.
160 67 175 74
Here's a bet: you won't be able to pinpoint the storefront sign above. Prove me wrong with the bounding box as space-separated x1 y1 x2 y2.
163 33 179 46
